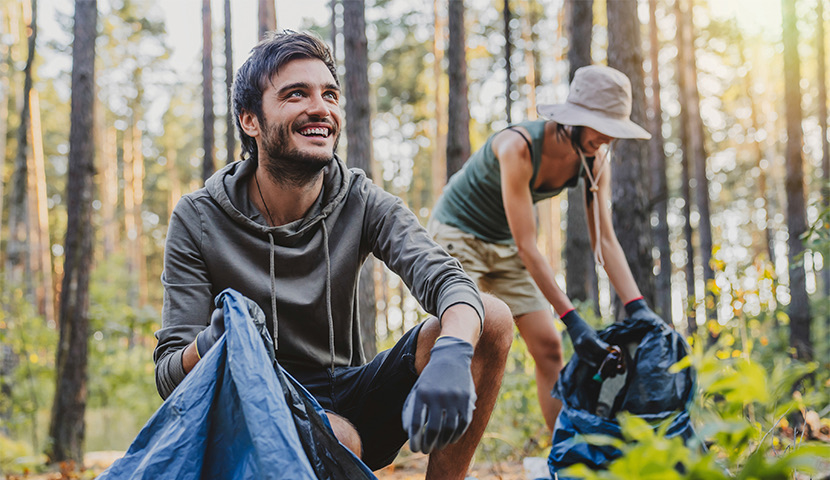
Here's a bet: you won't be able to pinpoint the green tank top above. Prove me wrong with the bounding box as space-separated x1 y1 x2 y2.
433 120 582 244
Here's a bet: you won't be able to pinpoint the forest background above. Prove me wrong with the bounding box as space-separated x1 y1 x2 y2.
1 0 830 477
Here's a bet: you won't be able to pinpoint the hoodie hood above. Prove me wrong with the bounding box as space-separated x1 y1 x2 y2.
204 155 352 241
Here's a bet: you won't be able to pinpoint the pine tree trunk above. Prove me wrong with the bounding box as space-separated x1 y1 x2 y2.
432 0 447 195
132 124 147 307
101 127 118 256
606 0 655 319
6 0 37 290
679 0 715 322
446 0 470 180
202 0 215 182
675 0 697 334
48 0 97 463
28 90 55 325
817 0 830 337
343 0 377 359
564 0 598 311
258 0 276 39
782 0 813 361
330 0 338 59
224 0 235 164
647 0 671 321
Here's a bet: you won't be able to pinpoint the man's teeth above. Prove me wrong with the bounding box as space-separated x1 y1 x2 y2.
300 127 329 136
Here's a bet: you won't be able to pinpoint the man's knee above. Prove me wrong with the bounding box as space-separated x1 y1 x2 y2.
479 293 514 352
325 412 363 459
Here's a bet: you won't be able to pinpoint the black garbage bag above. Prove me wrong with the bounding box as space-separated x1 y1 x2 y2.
98 288 375 480
548 307 696 478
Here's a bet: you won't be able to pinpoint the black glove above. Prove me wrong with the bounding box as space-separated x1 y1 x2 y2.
561 310 625 380
195 308 225 358
624 298 648 317
402 336 477 454
624 298 666 326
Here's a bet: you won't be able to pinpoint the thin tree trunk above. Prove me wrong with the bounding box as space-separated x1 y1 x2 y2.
47 0 96 464
202 0 215 182
817 0 830 340
607 0 655 319
224 0 235 164
28 90 55 325
132 124 147 307
565 0 598 311
102 127 118 256
432 0 447 194
504 0 513 124
647 0 671 321
679 0 715 321
446 0 470 180
675 0 697 334
6 0 37 289
520 0 537 120
258 0 276 39
0 28 10 257
343 0 377 359
330 0 338 60
782 0 812 361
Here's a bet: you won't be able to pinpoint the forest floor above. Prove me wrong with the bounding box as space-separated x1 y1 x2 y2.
4 451 537 480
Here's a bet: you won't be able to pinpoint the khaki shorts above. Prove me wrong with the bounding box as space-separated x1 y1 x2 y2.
428 220 548 317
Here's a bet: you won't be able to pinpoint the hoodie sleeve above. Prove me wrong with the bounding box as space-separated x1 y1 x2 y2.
154 196 214 399
361 179 484 326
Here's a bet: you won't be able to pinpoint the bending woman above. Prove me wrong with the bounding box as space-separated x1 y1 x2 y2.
429 65 651 430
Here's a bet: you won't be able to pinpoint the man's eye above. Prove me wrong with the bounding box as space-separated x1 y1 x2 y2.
324 92 338 101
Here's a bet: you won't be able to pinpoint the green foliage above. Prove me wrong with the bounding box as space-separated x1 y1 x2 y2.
558 331 829 479
0 433 47 475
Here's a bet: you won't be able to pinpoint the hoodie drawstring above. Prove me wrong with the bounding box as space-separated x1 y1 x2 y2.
321 222 335 374
267 232 279 351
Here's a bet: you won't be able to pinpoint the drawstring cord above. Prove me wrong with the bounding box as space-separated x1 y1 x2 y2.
321 222 335 374
267 232 279 351
578 141 614 267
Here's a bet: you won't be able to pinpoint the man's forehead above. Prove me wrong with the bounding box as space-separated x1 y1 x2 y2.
267 57 338 87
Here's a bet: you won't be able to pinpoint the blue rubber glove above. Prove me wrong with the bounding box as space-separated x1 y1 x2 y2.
195 308 225 358
561 309 612 369
402 336 477 454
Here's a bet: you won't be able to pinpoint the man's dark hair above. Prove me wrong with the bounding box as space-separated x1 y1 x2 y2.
232 31 339 162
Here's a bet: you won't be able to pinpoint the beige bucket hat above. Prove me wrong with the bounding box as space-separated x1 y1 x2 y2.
536 65 651 140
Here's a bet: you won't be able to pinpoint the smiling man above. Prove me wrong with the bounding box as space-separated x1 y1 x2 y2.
153 31 513 479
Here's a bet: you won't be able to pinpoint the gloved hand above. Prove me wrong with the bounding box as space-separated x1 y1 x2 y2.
561 309 612 369
561 309 625 380
624 297 665 326
195 308 225 358
402 336 477 454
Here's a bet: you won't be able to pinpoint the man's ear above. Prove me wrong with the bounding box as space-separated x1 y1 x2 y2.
239 111 260 138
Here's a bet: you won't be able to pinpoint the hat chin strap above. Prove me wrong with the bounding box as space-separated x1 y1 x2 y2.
577 142 613 267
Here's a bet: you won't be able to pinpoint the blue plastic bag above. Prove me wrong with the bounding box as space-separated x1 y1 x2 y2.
548 308 696 478
99 289 376 480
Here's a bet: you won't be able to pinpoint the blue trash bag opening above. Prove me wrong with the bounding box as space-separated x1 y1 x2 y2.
99 288 376 480
548 308 696 477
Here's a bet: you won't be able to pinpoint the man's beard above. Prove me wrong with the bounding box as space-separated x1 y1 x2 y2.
260 117 340 187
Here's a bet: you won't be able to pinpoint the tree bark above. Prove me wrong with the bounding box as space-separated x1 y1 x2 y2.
647 0 671 321
432 0 447 195
675 0 697 334
259 0 277 39
782 0 812 361
28 90 55 325
224 0 235 164
817 0 830 331
606 0 655 319
678 0 715 322
202 0 215 182
446 0 470 180
343 0 377 359
564 0 598 311
48 0 97 464
6 0 38 289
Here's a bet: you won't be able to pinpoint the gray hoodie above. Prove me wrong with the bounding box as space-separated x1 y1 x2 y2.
154 156 483 399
